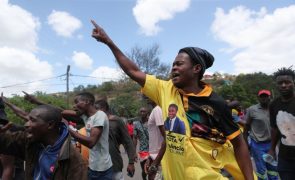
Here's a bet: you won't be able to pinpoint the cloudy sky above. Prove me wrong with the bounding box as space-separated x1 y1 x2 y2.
0 0 294 96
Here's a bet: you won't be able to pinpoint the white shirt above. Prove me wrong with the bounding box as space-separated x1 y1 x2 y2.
169 117 177 131
82 110 112 171
148 106 164 160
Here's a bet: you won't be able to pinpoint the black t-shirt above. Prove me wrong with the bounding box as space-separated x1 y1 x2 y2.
270 97 295 160
186 92 240 144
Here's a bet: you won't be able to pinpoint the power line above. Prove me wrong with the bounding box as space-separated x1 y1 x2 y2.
0 83 66 88
70 74 120 80
1 70 123 94
0 74 66 89
70 79 76 89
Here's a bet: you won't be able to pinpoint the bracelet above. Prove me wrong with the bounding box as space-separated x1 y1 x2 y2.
148 165 158 172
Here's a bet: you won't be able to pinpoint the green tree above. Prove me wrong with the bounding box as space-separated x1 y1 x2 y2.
5 92 67 125
73 85 85 92
126 44 170 79
216 72 274 108
109 92 143 118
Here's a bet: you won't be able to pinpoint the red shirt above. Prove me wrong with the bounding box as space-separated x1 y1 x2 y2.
126 123 134 136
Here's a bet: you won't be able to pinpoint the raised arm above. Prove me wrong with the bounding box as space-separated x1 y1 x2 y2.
1 94 29 122
91 20 146 86
22 91 64 112
0 122 13 133
22 91 46 106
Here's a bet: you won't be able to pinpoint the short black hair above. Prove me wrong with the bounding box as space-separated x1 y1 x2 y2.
95 99 109 112
76 92 95 105
273 67 295 80
169 104 178 111
32 105 62 124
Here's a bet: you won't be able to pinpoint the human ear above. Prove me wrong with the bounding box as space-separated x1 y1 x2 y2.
193 64 202 74
47 120 56 130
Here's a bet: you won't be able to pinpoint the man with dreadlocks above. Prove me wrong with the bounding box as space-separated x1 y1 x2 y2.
268 67 295 179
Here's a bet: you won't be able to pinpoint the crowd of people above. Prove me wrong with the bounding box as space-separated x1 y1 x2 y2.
0 20 294 180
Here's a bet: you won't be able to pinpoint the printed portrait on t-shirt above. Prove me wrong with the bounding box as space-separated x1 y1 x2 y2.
276 111 295 146
164 104 186 135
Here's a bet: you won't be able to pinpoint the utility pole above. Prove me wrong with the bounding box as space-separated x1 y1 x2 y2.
66 65 70 108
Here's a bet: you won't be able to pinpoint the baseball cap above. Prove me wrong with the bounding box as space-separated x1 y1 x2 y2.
258 89 271 96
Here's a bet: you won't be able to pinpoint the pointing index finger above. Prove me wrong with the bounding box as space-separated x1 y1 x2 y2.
91 20 100 29
22 91 29 95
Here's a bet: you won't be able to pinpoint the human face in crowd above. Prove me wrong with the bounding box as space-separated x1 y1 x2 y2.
276 75 294 97
73 96 88 114
258 94 270 106
171 52 200 89
168 107 177 119
25 109 50 142
139 107 148 120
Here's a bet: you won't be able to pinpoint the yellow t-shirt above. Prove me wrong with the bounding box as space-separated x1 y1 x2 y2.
142 75 255 180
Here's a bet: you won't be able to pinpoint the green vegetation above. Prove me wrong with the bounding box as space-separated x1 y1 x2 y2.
5 92 67 125
4 44 278 124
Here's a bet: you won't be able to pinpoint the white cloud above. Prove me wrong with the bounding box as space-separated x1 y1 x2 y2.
48 10 82 38
0 47 53 95
90 66 123 84
72 51 93 70
0 0 54 96
0 0 40 51
211 5 295 74
133 0 190 36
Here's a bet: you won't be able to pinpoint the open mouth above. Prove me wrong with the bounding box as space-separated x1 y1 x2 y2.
25 129 33 139
171 73 180 80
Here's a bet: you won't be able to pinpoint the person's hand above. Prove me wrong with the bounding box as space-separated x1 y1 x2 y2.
127 163 135 177
134 154 138 163
0 122 13 133
91 20 112 45
144 158 151 173
147 162 158 180
22 91 39 104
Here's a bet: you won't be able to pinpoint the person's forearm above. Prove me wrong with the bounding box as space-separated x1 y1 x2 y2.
122 129 136 163
4 101 28 121
1 155 15 180
270 128 279 151
62 110 80 117
153 125 166 166
152 140 166 166
105 40 145 86
69 129 96 148
231 134 254 180
133 137 137 150
243 125 249 142
29 99 45 105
